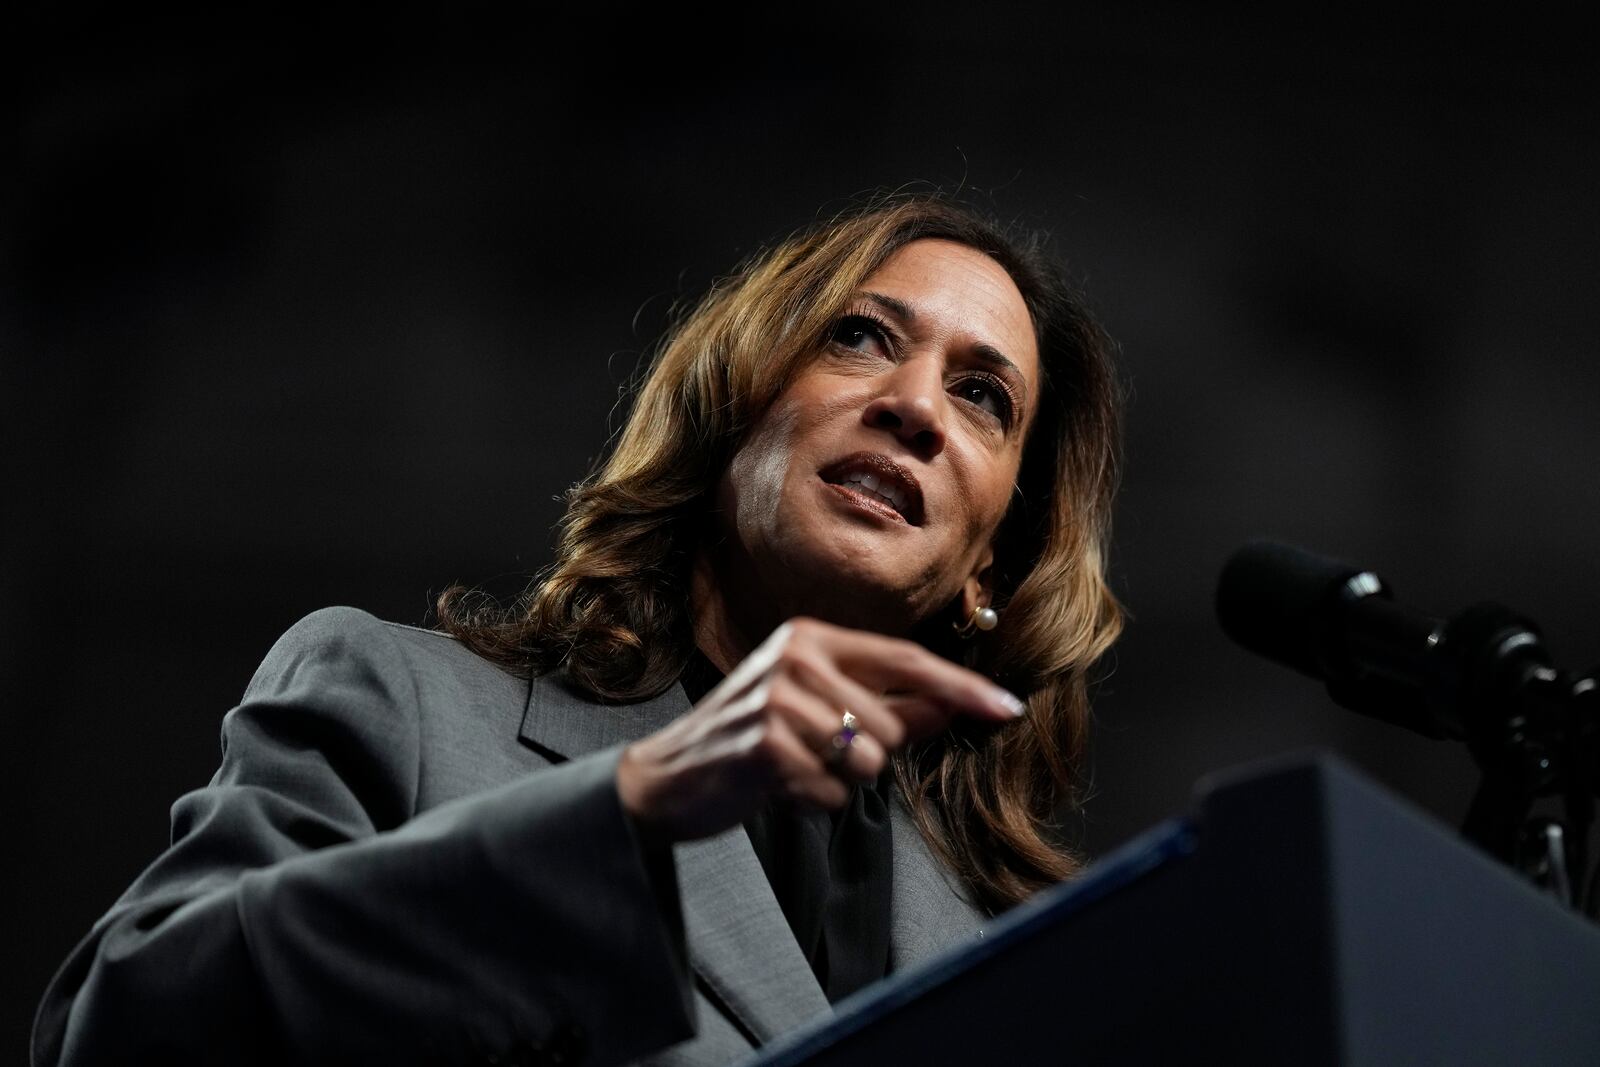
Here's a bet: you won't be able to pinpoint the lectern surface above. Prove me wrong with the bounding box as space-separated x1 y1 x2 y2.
745 752 1600 1067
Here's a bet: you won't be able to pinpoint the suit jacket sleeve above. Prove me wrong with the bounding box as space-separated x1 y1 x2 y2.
33 607 696 1067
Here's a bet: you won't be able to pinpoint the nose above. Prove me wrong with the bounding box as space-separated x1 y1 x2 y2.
862 354 947 459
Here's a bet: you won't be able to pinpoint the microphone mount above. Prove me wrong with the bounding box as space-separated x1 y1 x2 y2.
1217 541 1600 914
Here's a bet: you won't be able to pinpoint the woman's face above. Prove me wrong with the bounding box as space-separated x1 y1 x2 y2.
711 238 1041 635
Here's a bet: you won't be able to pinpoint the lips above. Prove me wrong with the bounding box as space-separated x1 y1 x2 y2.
818 452 925 525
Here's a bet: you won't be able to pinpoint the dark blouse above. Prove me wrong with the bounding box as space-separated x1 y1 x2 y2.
678 650 892 1001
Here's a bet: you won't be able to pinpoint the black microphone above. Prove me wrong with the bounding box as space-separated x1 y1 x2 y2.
1219 542 1600 892
1215 541 1552 742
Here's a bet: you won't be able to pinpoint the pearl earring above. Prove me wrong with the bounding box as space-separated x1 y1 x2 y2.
953 605 999 638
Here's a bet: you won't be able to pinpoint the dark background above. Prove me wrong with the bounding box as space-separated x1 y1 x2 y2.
8 10 1599 1058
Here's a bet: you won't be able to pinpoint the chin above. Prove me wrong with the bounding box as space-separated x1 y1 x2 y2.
775 537 941 636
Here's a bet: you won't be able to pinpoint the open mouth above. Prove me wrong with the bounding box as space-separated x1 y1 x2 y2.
819 452 925 525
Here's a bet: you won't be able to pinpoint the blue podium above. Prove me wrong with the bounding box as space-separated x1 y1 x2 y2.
748 753 1600 1066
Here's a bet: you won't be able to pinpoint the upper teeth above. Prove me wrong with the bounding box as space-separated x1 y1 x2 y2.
843 470 909 514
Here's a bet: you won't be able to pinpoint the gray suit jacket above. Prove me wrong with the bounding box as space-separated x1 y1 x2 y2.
34 607 987 1066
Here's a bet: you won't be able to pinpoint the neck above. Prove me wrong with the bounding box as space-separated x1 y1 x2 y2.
689 549 767 675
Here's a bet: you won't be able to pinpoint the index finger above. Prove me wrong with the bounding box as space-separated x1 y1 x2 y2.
818 628 1027 722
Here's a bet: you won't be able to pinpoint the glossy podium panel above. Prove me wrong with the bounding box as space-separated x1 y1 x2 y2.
749 753 1600 1066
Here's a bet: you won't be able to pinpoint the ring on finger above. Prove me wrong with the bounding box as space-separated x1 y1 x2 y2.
826 710 861 767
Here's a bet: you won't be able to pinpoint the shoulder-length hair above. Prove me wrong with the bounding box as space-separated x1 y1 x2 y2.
440 194 1124 913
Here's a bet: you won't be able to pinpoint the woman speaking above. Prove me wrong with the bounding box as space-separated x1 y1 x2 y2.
33 195 1124 1066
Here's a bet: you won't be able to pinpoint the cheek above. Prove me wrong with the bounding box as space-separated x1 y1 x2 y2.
723 400 803 524
951 448 1022 541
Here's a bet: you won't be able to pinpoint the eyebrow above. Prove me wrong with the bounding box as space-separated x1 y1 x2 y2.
862 290 917 324
860 289 1031 401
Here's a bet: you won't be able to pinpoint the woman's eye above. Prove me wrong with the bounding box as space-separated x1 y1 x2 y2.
955 377 1013 424
830 315 890 356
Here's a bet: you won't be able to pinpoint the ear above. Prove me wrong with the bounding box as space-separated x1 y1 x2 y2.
959 544 996 619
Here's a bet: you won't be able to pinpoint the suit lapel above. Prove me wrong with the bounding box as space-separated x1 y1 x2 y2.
517 672 687 762
886 791 990 968
675 829 832 1040
518 672 830 1042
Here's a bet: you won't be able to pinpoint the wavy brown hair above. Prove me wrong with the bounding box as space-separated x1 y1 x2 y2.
440 194 1124 913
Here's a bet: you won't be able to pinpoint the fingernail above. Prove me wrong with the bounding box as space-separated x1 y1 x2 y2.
992 687 1027 717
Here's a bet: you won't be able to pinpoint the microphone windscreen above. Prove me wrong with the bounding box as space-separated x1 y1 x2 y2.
1215 541 1371 680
